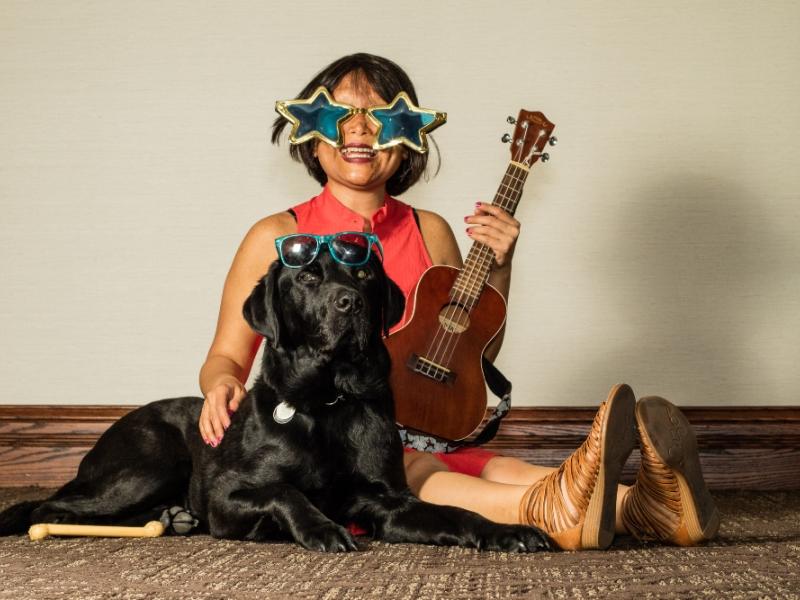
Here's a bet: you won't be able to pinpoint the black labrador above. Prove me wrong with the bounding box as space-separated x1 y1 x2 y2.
0 247 550 553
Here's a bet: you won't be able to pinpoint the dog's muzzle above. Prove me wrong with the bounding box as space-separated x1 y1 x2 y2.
333 289 364 315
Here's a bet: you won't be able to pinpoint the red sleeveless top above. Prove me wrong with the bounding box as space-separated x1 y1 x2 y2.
291 186 432 329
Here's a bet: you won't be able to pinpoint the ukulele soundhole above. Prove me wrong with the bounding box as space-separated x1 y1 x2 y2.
438 304 470 333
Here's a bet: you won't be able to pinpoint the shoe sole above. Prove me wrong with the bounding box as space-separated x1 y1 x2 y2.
636 396 720 543
581 383 637 550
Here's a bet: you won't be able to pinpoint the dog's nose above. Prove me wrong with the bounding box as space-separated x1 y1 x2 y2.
334 290 363 314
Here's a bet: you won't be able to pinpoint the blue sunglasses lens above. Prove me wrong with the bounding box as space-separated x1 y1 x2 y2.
330 233 371 265
279 235 319 267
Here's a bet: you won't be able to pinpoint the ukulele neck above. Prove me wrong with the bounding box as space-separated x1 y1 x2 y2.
451 162 530 305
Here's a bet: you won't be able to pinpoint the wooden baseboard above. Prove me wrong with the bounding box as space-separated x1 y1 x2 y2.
1 405 798 489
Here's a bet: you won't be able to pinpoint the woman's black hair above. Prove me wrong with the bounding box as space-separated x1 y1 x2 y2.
271 53 439 196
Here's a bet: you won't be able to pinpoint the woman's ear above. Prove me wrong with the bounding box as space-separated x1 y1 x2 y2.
242 261 283 347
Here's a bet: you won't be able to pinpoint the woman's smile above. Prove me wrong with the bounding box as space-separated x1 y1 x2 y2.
339 143 377 163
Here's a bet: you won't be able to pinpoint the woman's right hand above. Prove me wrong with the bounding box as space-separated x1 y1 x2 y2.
199 376 247 447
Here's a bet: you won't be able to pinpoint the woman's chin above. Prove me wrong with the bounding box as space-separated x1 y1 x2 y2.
337 170 388 190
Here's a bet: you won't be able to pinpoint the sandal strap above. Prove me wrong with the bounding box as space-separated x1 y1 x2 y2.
520 401 607 533
622 435 682 541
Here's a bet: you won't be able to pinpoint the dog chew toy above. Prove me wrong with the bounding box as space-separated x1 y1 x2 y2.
28 521 165 541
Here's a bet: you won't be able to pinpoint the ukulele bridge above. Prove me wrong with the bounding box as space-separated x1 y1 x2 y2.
406 354 456 385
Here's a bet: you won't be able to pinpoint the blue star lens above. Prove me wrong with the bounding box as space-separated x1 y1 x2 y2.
371 97 436 148
287 94 351 144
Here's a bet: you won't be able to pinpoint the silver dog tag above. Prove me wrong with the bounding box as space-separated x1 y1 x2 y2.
273 401 296 424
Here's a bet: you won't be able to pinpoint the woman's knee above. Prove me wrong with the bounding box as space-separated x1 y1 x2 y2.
403 451 450 496
479 455 556 485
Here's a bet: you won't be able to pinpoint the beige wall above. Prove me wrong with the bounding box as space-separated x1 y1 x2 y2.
1 1 798 406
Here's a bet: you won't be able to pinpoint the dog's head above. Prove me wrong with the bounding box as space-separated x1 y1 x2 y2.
243 241 405 356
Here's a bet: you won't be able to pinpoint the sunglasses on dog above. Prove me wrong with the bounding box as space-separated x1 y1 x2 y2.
275 232 384 268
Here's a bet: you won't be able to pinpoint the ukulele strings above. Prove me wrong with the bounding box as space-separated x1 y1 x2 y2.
424 154 528 372
423 142 528 369
429 168 526 369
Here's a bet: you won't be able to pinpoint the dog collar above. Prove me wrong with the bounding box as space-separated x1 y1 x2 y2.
272 394 345 424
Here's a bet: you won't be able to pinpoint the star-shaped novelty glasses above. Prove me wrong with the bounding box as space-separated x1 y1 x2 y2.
275 87 446 154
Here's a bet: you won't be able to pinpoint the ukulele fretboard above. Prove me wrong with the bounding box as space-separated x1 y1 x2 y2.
451 163 530 306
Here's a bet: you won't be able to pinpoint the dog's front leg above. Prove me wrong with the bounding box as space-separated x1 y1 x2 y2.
208 483 358 552
357 491 550 553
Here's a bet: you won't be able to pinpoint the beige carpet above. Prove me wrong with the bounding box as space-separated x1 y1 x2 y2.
1 488 798 599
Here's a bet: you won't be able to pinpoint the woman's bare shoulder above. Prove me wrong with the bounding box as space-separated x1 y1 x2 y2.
230 211 297 271
414 209 462 268
247 211 297 242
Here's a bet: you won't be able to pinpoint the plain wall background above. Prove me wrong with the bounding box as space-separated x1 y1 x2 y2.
1 1 798 407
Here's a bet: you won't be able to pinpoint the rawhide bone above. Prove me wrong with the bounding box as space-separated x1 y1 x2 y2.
28 521 164 541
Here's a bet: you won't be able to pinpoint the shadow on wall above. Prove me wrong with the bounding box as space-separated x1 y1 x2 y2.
576 172 797 405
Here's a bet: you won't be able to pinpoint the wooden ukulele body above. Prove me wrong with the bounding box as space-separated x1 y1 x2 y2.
385 265 507 441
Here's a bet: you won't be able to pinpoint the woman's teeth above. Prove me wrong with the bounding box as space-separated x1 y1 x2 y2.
341 147 376 159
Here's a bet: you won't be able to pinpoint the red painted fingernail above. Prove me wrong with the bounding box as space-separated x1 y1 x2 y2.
466 228 473 236
463 216 469 222
227 408 235 416
475 202 482 209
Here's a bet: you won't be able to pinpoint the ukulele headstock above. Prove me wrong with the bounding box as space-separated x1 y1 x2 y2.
503 110 557 168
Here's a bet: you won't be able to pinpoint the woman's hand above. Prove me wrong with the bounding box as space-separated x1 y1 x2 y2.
465 202 520 271
199 375 247 447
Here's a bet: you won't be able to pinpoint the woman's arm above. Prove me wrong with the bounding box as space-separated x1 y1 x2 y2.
417 204 520 362
198 211 296 445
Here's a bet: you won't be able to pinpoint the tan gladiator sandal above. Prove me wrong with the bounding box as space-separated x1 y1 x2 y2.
622 396 720 545
519 383 637 550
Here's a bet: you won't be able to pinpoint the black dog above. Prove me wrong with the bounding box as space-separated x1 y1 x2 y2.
0 247 550 553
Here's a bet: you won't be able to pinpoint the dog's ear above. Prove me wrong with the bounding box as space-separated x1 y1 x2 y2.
243 261 283 347
382 274 406 337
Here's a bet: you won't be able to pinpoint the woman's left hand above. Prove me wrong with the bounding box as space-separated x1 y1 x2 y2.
465 202 520 271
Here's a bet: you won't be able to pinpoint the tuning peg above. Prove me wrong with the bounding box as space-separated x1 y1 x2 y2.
540 152 550 163
501 133 512 143
548 136 558 146
506 116 516 124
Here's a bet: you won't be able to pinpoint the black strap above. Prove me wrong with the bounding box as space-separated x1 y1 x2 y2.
411 208 421 230
398 357 512 453
286 208 297 221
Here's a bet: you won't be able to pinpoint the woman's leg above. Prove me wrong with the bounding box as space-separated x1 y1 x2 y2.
405 384 637 551
478 456 631 534
403 451 632 533
404 451 527 525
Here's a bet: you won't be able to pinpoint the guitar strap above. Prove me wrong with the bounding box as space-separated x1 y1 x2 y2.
398 357 512 453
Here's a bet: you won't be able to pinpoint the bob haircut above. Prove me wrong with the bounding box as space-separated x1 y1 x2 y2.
271 53 438 196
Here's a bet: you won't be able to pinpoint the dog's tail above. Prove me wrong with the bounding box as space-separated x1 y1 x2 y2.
0 500 41 535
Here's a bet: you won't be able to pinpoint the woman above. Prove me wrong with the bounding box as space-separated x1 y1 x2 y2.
198 53 719 550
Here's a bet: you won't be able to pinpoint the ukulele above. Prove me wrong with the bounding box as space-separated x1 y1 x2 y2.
386 110 556 441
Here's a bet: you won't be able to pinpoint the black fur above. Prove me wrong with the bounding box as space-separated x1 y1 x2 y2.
0 249 550 553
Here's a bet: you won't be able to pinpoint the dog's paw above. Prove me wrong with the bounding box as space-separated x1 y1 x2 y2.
297 522 359 553
478 524 552 553
159 506 200 536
